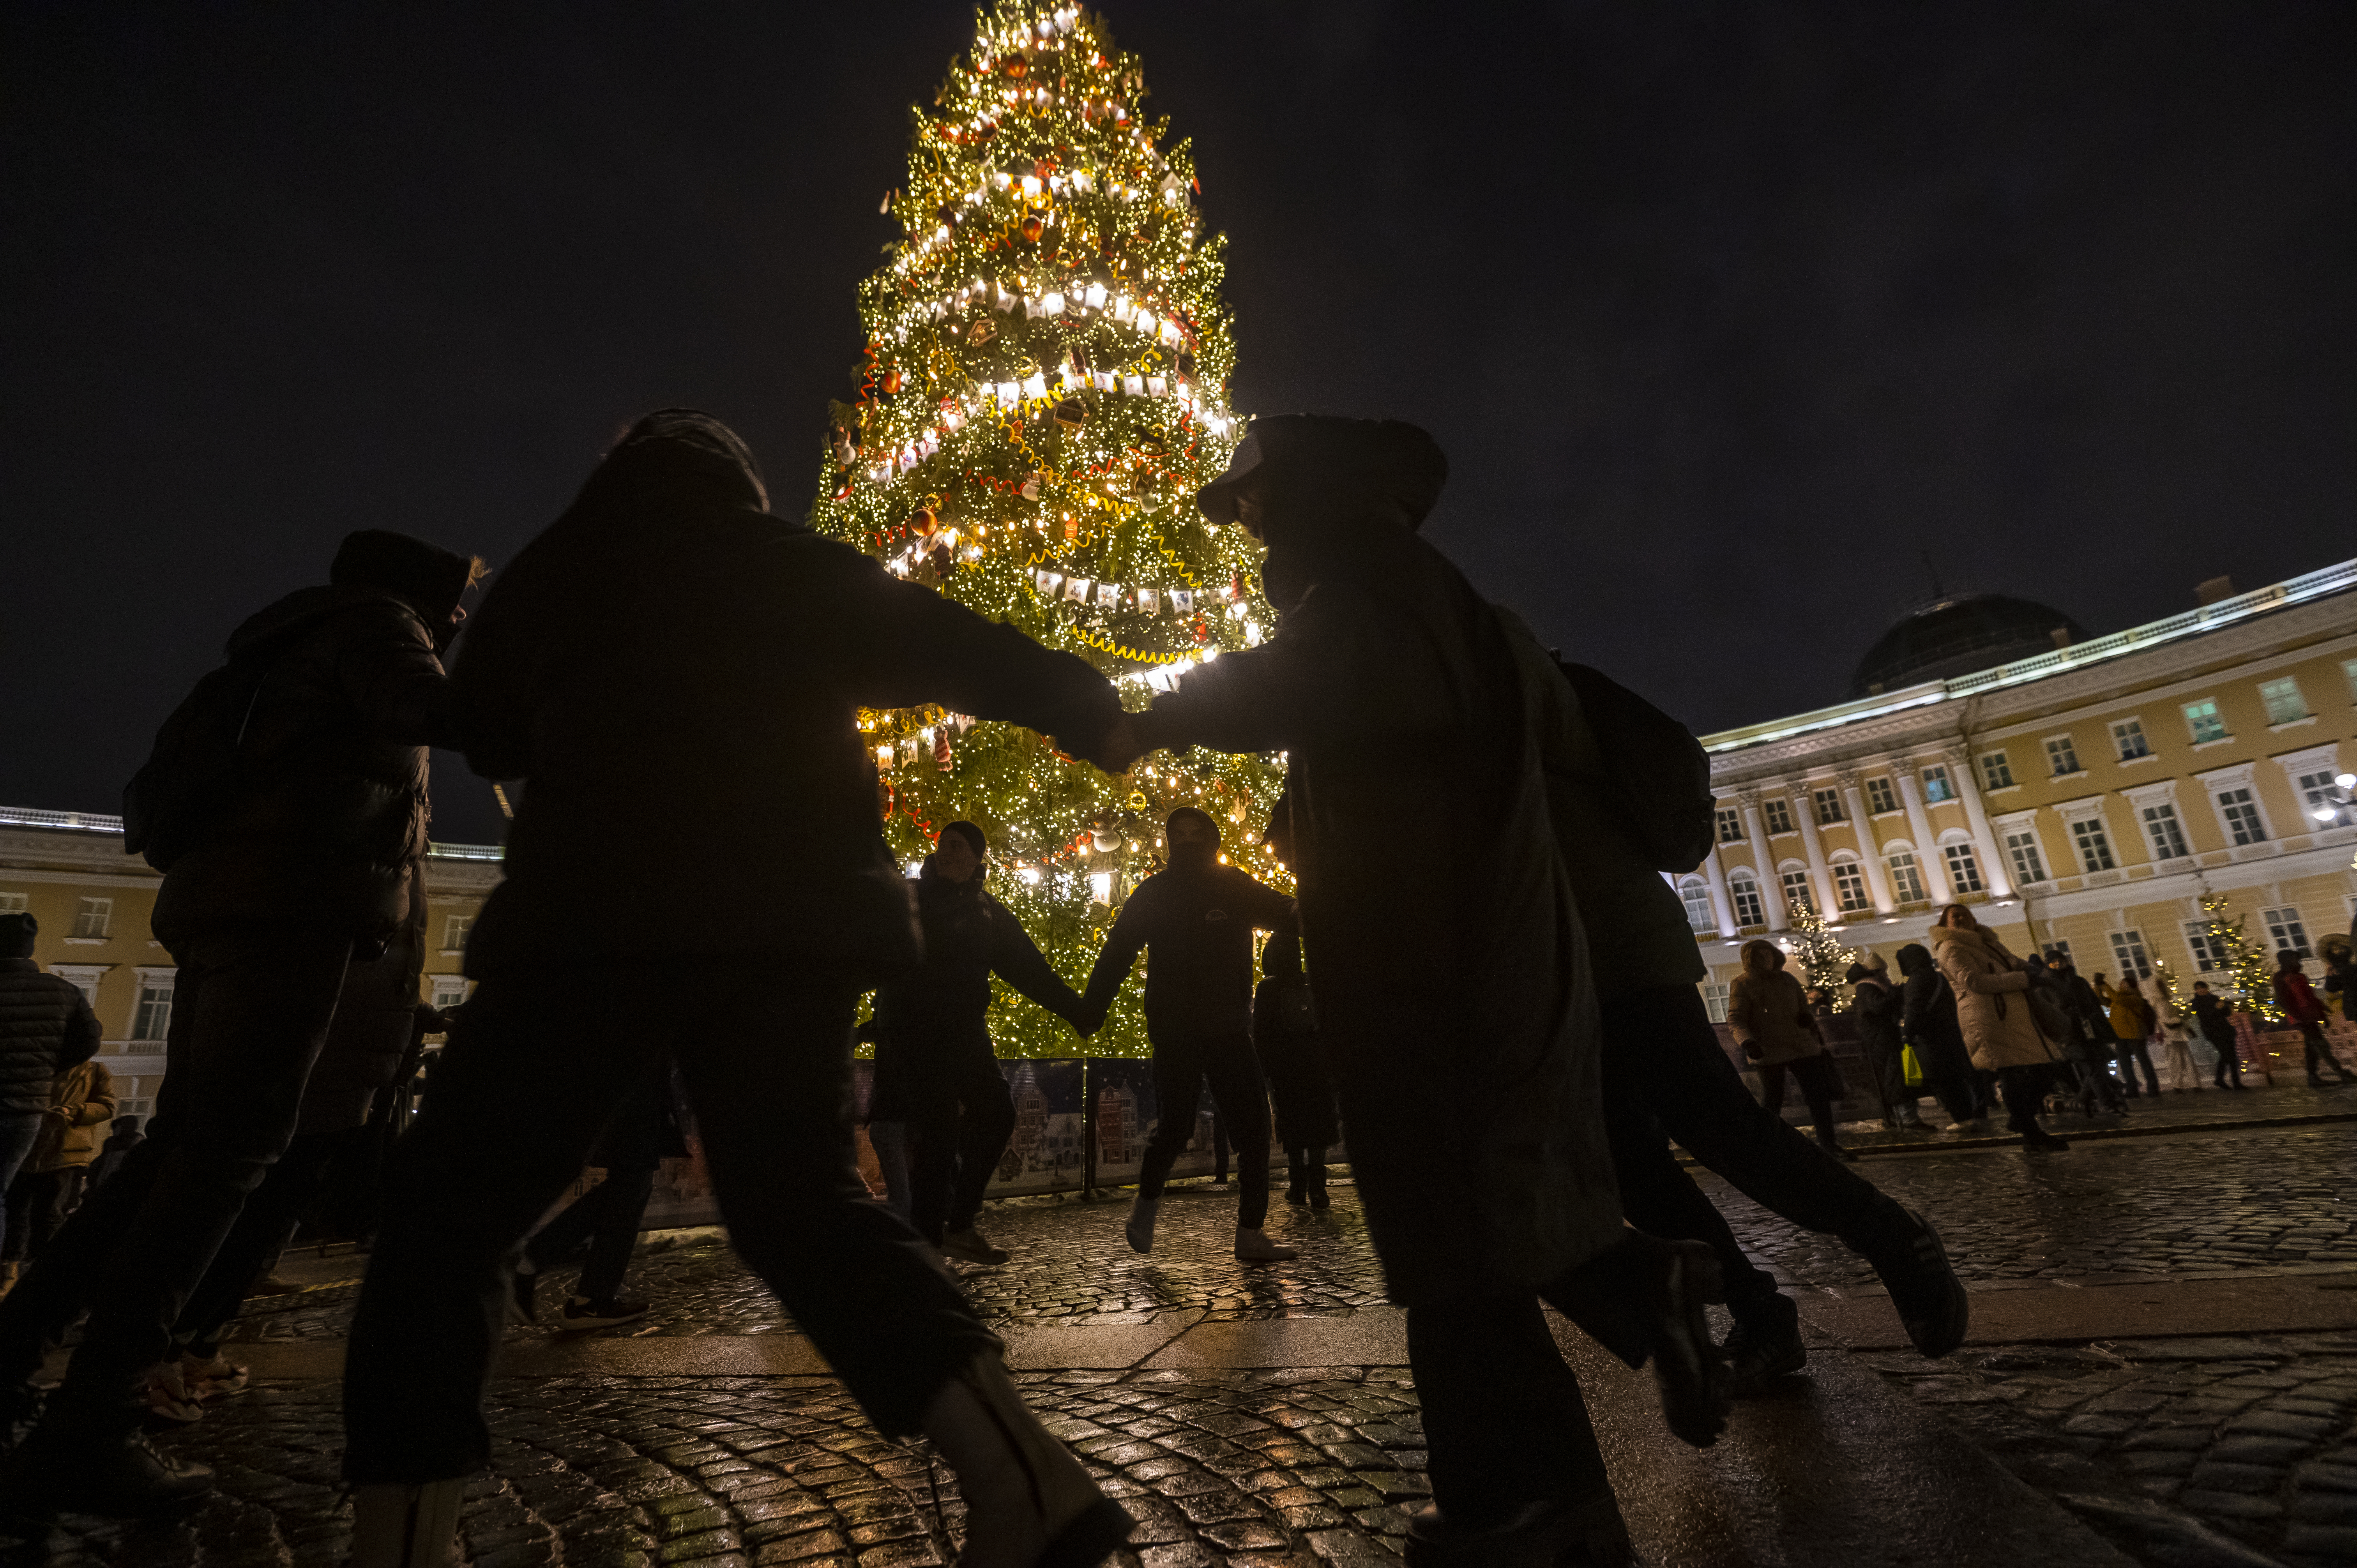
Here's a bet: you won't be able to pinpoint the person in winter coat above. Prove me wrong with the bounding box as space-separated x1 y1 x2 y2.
2274 951 2357 1086
511 1056 689 1329
871 821 1093 1265
0 530 474 1517
1080 808 1299 1262
1728 942 1853 1160
2 1057 116 1285
1927 907 2068 1151
1896 943 1982 1131
0 916 102 1276
2190 982 2246 1088
2040 953 2121 1116
2157 988 2203 1092
1845 960 1919 1130
342 411 1134 1568
1090 414 1742 1566
2097 973 2161 1096
1250 931 1338 1208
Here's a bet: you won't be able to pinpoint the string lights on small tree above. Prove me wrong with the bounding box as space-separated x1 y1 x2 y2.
811 2 1285 1058
1787 898 1862 996
2191 887 2283 1023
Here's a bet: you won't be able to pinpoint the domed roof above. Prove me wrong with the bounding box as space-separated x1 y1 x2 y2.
1850 593 2090 697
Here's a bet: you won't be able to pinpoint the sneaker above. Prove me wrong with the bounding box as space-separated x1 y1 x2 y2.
178 1353 249 1399
0 1426 213 1519
1722 1298 1808 1397
940 1227 1011 1266
1860 1206 1969 1359
559 1295 649 1330
1235 1227 1298 1263
141 1366 205 1428
1124 1197 1159 1256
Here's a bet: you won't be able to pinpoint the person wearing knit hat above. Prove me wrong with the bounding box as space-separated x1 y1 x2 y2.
0 528 476 1521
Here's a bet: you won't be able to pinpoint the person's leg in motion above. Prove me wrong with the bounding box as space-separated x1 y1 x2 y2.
677 964 1128 1568
904 1100 964 1249
1998 1065 2068 1152
170 1130 343 1370
560 1162 656 1326
1198 1031 1285 1259
1127 1035 1204 1256
940 1058 1016 1265
1795 1054 1850 1159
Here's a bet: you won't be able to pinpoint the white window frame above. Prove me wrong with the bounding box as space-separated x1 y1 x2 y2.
441 915 474 954
1678 877 1716 935
2198 761 2272 848
70 897 112 941
428 974 472 1010
2120 778 2188 862
1762 797 1794 836
2183 920 2230 974
1779 865 1815 915
0 892 25 915
2272 743 2341 826
1979 751 2015 791
2183 697 2228 745
1865 777 1899 815
2261 906 2310 959
2344 657 2357 704
1714 807 1745 845
1701 981 1731 1024
1885 846 1927 904
2110 718 2151 761
1830 854 1869 912
49 964 108 1009
2258 676 2308 726
2044 734 2082 777
1727 872 1765 929
128 965 177 1043
1940 833 1984 895
1920 764 1954 804
2107 930 2152 980
1811 788 1845 826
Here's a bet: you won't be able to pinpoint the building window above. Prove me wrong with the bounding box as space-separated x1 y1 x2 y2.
2111 719 2149 761
429 975 471 1010
1728 874 1765 929
2070 818 2115 872
1921 765 1953 803
2262 906 2310 959
1865 777 1898 814
1832 858 1869 912
1679 878 1716 934
2108 930 2152 980
2004 829 2048 885
2345 658 2357 702
2296 770 2348 826
1763 798 1794 835
1886 852 1926 904
1781 870 1814 914
1715 808 1744 845
1813 789 1845 826
2216 787 2266 846
2184 921 2229 973
2259 678 2308 726
1701 982 1731 1024
2044 735 2081 776
1943 842 1984 894
71 899 111 940
0 893 25 914
1979 752 2015 791
2140 802 2189 860
2183 699 2227 745
131 979 175 1042
442 915 474 952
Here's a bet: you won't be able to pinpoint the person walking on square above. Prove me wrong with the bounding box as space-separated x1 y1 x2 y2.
1730 943 1853 1162
2191 982 2246 1088
0 530 475 1520
2099 972 2161 1096
2157 988 2203 1091
2050 953 2125 1116
341 412 1133 1568
2275 951 2357 1087
1846 959 1921 1130
1930 906 2069 1152
1251 930 1337 1208
1898 942 1984 1131
1078 807 1299 1263
869 820 1094 1267
0 918 104 1291
511 1057 684 1329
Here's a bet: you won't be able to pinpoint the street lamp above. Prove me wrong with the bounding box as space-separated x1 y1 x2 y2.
2310 771 2357 826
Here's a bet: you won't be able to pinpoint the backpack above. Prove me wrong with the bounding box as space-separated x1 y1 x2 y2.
122 608 337 872
1555 660 1716 873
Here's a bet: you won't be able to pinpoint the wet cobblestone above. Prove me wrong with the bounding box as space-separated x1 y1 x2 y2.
19 1372 1426 1567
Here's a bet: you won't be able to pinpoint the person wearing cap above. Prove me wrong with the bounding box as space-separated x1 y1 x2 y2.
869 820 1095 1266
341 413 1135 1568
1077 807 1299 1263
0 528 476 1520
1083 415 1730 1567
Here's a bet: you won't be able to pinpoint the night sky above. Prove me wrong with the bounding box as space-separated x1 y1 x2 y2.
5 1 2349 846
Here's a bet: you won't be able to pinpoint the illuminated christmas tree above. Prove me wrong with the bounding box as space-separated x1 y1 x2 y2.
2192 888 2283 1023
810 1 1284 1058
1788 897 1861 995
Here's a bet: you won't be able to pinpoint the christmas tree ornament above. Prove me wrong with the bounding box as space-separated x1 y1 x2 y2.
880 368 904 394
912 506 940 536
1018 472 1043 500
1051 399 1085 429
967 318 996 345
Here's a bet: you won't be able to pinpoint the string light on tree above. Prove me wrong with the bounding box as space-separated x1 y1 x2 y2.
813 1 1286 1059
1785 898 1862 996
2190 886 2284 1023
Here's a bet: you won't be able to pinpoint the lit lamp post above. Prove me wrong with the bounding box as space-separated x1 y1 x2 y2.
2310 771 2357 830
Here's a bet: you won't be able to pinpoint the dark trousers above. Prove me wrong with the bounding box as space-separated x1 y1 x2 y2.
0 924 352 1430
1861 1038 1913 1123
1137 1028 1269 1229
2115 1036 2161 1095
1 1167 85 1266
171 1129 351 1356
1914 1031 1980 1123
527 1162 657 1302
1598 987 1909 1330
2205 1030 2244 1085
1408 1291 1608 1530
1756 1051 1843 1147
906 1056 1016 1245
0 1116 44 1266
2295 1020 2351 1078
1997 1064 2059 1132
343 961 997 1483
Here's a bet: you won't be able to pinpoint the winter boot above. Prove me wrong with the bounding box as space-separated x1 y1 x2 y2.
1721 1293 1807 1397
1857 1205 1969 1359
351 1478 468 1568
942 1226 1012 1266
1306 1148 1331 1210
1235 1227 1298 1263
1284 1152 1308 1206
921 1353 1134 1568
1551 1234 1730 1450
1124 1197 1158 1255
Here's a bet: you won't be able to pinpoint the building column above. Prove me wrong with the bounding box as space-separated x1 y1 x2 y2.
1945 742 2014 897
1896 764 1955 903
1737 790 1790 930
1788 786 1835 915
1700 844 1740 938
1839 770 1896 912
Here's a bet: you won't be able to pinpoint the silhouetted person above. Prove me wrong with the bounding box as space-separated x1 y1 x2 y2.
0 914 102 1281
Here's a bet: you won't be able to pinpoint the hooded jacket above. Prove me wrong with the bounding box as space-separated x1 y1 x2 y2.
1726 941 1823 1067
148 532 469 943
450 412 1121 977
1081 856 1297 1038
2097 978 2156 1041
0 959 102 1119
1847 973 1903 1057
1929 922 2060 1071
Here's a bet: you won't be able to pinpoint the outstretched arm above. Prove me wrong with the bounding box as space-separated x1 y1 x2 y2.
987 903 1089 1026
1078 890 1153 1024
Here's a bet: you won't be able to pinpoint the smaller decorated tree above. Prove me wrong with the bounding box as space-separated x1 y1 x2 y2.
1788 898 1862 996
2191 889 2284 1022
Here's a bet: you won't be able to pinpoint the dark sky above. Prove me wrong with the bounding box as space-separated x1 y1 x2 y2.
5 0 2350 846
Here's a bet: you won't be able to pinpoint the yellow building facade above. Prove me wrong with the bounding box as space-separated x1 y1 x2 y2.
0 810 501 1119
1687 558 2357 1017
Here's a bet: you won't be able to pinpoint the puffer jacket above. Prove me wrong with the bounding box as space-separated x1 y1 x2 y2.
30 1059 117 1173
1726 941 1824 1066
2099 979 2155 1041
1929 923 2060 1070
0 959 102 1119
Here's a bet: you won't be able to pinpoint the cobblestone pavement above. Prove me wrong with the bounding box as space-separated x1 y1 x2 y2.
1834 1079 2357 1151
1872 1331 2357 1568
29 1371 1429 1568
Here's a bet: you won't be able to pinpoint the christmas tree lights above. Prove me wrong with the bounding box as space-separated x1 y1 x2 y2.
812 2 1286 1058
2191 887 2284 1023
1787 898 1862 996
